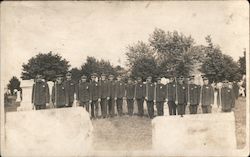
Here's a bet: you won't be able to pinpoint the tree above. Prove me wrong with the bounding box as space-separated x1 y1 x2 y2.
149 28 195 77
200 36 240 82
238 49 246 76
130 57 158 81
7 76 21 95
21 51 70 81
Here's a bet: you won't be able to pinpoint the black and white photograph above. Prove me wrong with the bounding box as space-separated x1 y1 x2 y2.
1 1 249 156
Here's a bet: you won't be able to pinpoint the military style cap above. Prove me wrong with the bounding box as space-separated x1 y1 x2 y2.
128 77 133 80
56 74 64 78
81 75 87 79
223 79 229 83
178 76 184 80
101 73 106 76
117 75 122 78
147 76 152 79
66 72 72 76
91 73 98 77
108 74 114 78
137 76 142 80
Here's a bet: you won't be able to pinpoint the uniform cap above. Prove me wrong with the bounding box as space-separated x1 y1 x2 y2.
101 73 106 76
36 74 44 79
81 75 87 79
56 74 64 78
156 77 161 80
108 74 114 78
189 75 195 80
66 72 72 76
91 73 98 77
147 76 152 79
137 76 142 80
128 77 133 81
223 79 229 83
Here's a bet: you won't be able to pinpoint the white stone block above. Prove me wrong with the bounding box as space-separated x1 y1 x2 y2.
152 112 237 156
18 80 34 111
4 107 93 157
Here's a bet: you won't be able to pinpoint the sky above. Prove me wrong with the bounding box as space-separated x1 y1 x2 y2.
1 1 249 86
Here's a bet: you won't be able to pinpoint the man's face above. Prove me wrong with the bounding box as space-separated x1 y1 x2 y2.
204 80 209 85
101 75 106 81
137 78 142 83
81 78 86 82
66 75 72 80
117 77 121 81
128 79 132 84
57 78 63 84
157 80 161 84
109 76 114 81
147 78 152 83
91 76 96 81
169 78 174 83
178 79 183 84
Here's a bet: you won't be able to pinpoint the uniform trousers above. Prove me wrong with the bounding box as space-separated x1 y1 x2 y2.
202 105 212 113
189 104 198 114
127 99 134 116
147 100 154 119
177 104 186 115
116 98 123 116
156 102 164 116
100 98 108 118
108 98 115 117
168 101 177 115
91 100 99 118
136 99 144 117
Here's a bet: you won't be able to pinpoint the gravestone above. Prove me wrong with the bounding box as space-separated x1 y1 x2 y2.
152 112 237 156
4 107 93 157
17 80 34 111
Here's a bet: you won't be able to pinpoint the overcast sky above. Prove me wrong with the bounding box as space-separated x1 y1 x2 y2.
1 1 249 85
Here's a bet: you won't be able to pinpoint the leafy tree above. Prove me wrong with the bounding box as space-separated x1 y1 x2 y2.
21 51 70 81
200 36 240 82
130 57 158 81
148 28 195 77
238 49 246 75
7 76 21 95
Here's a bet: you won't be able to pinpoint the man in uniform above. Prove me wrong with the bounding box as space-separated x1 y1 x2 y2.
217 80 235 112
145 76 155 119
155 77 166 116
99 73 110 118
89 73 101 119
166 76 177 115
187 76 200 114
232 81 239 100
115 75 125 116
64 72 77 107
125 77 135 116
108 74 116 117
176 76 187 116
200 76 214 113
135 77 145 117
52 74 67 108
76 75 90 112
32 74 50 110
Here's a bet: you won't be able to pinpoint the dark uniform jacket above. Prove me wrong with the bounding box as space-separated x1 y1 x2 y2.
176 83 187 104
52 83 66 107
188 84 200 105
32 81 50 106
109 80 116 98
115 81 125 98
155 83 166 102
217 87 235 110
201 84 214 106
99 80 110 99
166 82 176 101
126 83 135 100
77 81 90 102
232 82 239 99
145 83 155 101
135 82 145 99
89 81 100 101
64 80 76 104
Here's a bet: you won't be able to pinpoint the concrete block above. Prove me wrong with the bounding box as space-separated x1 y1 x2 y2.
152 112 237 156
4 107 93 157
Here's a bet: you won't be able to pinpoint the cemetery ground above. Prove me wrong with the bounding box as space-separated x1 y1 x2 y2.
5 97 246 150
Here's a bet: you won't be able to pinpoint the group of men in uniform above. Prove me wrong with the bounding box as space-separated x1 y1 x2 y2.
32 72 238 119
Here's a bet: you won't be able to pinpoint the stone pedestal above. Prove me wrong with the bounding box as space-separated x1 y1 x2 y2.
152 112 237 156
17 80 34 111
4 107 93 157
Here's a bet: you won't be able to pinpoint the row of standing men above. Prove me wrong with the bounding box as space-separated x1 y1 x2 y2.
32 72 238 119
